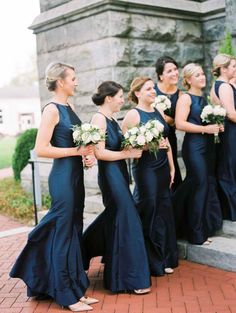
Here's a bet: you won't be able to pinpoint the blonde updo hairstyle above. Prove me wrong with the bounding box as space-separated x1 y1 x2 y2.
128 76 152 104
182 63 203 90
212 54 234 77
45 62 75 91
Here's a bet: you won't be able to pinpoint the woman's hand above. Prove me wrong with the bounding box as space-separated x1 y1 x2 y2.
124 148 143 159
219 124 224 132
83 155 96 168
159 138 169 149
204 124 220 134
77 145 94 156
170 167 175 188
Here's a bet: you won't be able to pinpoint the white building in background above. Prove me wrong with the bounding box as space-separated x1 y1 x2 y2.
0 86 41 136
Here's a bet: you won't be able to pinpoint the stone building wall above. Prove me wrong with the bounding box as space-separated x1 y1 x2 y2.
30 0 230 121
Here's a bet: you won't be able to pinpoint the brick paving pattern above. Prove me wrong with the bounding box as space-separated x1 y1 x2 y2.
0 214 236 313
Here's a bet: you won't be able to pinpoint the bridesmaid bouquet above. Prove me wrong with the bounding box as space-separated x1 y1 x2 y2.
152 95 171 115
200 104 226 143
122 119 164 157
72 123 105 147
72 123 105 169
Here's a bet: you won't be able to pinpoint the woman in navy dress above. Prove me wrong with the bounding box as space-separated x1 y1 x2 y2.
82 81 151 294
174 63 222 245
122 76 178 276
10 62 98 312
154 56 182 191
210 54 236 221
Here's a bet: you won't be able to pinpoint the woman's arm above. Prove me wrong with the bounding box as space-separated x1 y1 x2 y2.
35 104 93 158
166 139 175 187
218 83 236 122
164 115 175 126
121 109 140 133
92 113 142 161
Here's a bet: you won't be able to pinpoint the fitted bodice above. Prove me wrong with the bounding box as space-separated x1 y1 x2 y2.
133 108 169 167
48 102 82 148
186 94 207 126
135 107 169 138
104 117 123 151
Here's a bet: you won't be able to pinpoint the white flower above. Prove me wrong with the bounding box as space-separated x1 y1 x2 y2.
136 134 146 146
153 95 171 111
82 133 92 144
139 126 146 134
81 123 91 131
152 120 164 132
130 127 139 135
213 105 226 117
151 127 160 137
145 131 154 142
201 105 213 119
129 135 137 146
72 130 80 141
124 132 129 139
91 133 101 142
145 121 152 129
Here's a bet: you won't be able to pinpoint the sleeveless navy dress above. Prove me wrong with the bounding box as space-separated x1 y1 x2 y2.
10 103 89 307
154 84 182 191
215 81 236 221
173 94 222 244
132 108 178 276
82 116 150 292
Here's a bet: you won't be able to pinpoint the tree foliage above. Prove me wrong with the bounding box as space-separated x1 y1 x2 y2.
218 31 235 56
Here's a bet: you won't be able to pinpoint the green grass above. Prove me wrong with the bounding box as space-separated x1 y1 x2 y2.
0 178 51 224
0 136 17 169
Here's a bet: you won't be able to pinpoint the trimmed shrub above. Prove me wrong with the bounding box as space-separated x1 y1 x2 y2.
12 128 38 181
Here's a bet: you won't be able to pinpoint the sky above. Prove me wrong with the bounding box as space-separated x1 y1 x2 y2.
0 0 40 87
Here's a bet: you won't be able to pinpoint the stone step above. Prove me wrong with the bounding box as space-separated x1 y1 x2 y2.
84 194 104 214
178 236 236 272
217 220 236 238
37 197 236 273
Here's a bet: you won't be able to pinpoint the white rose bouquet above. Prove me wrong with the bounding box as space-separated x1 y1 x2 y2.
122 119 164 157
122 125 147 149
200 103 226 143
72 123 106 169
72 122 106 147
144 119 165 156
152 95 171 115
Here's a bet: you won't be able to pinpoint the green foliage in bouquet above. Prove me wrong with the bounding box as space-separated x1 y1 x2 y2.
218 31 235 56
12 128 38 181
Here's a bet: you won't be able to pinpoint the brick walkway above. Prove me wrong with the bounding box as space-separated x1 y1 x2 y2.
0 214 236 313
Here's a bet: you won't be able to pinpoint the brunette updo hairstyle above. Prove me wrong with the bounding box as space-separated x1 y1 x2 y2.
128 76 152 104
92 81 123 106
182 63 203 90
212 54 234 77
155 56 179 80
45 62 75 91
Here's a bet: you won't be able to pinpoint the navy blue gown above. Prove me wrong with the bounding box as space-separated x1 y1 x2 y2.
82 116 150 292
215 81 236 221
132 108 178 276
173 94 222 244
154 84 182 192
10 103 89 307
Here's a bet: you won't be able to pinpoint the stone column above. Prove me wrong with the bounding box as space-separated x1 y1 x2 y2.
225 0 236 47
28 0 226 195
30 0 220 120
